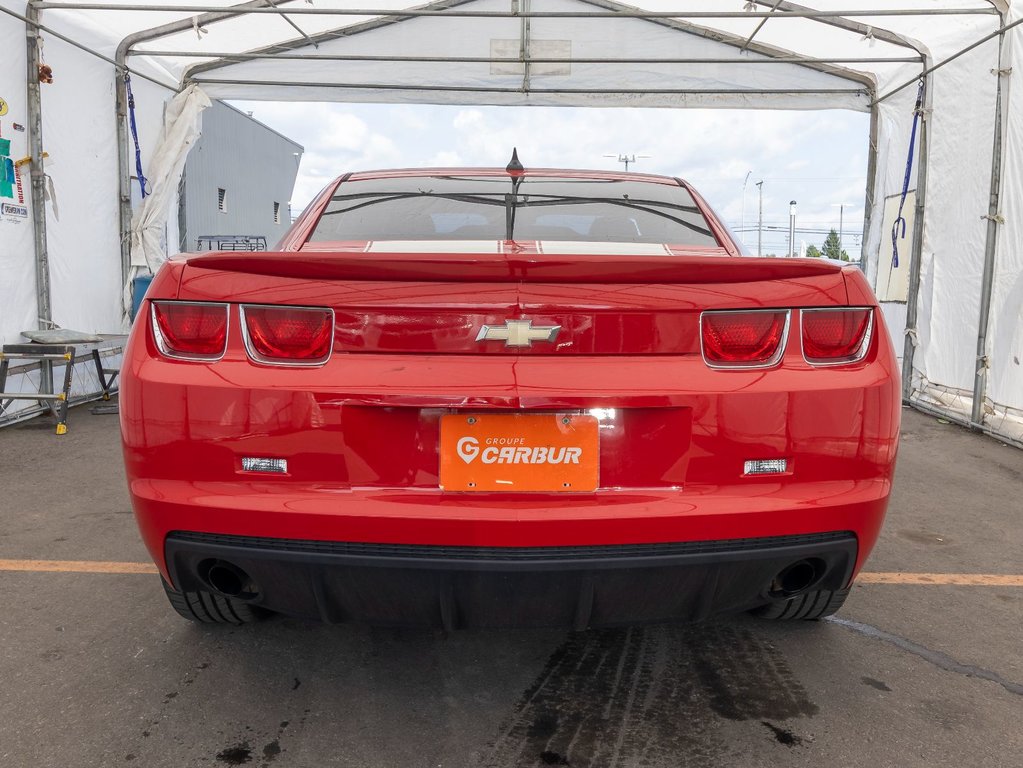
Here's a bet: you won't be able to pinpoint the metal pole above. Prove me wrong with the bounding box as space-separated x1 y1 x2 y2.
33 4 1002 18
971 28 1007 427
115 73 132 316
788 200 797 257
901 76 931 402
757 181 764 257
25 1 52 393
839 205 844 253
861 101 879 274
740 170 751 248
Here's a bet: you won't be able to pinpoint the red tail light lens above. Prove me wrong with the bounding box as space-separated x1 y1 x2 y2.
802 308 873 364
151 301 228 360
701 310 789 367
242 305 334 365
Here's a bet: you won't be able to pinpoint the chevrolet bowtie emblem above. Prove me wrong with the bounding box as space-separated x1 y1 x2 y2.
476 320 561 348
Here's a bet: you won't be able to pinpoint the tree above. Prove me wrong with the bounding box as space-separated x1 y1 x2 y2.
821 229 850 261
805 244 822 258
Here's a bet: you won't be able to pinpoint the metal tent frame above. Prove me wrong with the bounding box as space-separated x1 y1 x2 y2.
2 0 1018 445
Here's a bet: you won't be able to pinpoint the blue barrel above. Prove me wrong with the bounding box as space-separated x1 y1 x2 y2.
131 275 153 320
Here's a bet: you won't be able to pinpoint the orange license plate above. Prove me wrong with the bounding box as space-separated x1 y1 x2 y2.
440 413 599 492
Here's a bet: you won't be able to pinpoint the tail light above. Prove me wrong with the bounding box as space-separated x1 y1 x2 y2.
701 310 789 368
151 301 228 361
241 304 334 365
801 308 873 365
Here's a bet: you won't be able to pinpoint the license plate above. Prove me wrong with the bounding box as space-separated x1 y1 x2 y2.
440 413 599 492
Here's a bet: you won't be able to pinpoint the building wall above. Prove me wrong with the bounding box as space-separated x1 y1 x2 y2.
179 101 302 252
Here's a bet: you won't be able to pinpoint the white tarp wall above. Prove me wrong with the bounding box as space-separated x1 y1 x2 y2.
0 0 177 419
0 2 36 343
0 0 1020 444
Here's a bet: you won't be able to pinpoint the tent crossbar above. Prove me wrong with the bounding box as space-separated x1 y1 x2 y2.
186 78 869 96
0 4 177 89
133 51 922 65
262 0 317 48
876 14 1022 104
741 0 784 53
751 1 926 55
33 4 1000 18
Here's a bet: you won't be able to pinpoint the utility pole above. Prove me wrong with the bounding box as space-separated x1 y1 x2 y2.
756 181 764 256
788 200 797 258
832 202 853 255
740 170 752 248
603 153 650 172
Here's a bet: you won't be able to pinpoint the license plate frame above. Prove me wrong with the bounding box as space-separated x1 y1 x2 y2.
439 413 599 492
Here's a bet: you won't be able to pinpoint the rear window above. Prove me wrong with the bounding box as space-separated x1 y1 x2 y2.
307 175 720 246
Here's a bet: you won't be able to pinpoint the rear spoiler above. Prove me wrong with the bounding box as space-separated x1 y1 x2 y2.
185 251 844 285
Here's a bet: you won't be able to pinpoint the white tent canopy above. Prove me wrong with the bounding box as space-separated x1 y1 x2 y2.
1 0 1021 446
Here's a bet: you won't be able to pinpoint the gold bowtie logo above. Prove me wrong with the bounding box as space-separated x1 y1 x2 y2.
476 320 561 348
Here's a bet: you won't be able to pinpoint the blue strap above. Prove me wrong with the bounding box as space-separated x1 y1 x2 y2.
125 73 148 199
891 80 924 268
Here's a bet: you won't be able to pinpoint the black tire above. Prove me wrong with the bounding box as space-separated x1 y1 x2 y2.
161 578 266 625
751 587 850 621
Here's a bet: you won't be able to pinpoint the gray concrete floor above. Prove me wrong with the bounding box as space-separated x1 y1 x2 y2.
0 404 1020 768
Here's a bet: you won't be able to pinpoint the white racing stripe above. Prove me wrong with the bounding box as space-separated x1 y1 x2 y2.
364 240 673 255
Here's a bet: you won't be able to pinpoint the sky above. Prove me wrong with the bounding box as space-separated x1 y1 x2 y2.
232 101 870 257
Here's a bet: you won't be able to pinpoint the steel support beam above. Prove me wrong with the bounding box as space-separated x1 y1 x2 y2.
860 101 880 277
972 27 1009 426
133 51 921 65
25 2 52 393
186 79 869 96
35 4 1001 18
900 75 931 403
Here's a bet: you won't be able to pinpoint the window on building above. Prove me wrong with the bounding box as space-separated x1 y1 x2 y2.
273 201 281 224
217 188 227 213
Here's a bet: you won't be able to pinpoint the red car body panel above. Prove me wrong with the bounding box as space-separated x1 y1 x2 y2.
121 168 900 627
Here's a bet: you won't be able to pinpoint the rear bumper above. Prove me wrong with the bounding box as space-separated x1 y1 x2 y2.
166 531 858 629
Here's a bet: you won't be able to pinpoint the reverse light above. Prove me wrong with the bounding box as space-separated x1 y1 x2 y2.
701 310 789 368
241 457 288 474
151 301 228 361
801 308 873 365
744 459 789 476
241 304 334 365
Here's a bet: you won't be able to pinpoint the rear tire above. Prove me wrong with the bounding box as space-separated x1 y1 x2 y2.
751 587 850 621
161 578 265 625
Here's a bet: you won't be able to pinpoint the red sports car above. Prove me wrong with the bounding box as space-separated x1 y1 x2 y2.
120 163 900 629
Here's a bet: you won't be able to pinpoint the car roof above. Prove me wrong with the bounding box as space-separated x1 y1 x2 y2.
343 167 684 185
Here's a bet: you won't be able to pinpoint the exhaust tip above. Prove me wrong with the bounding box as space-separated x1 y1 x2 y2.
768 558 826 599
199 559 258 599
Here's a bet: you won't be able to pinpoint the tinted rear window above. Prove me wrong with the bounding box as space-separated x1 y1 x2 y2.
307 175 720 246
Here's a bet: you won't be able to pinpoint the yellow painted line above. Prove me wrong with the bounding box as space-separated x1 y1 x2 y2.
0 559 159 574
857 572 1023 586
0 560 1021 585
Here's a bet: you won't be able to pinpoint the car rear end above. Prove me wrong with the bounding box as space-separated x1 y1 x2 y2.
121 169 900 629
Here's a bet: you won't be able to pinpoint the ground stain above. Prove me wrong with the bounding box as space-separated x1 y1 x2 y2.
480 623 817 768
292 677 301 691
861 676 892 692
216 743 252 765
262 739 281 762
761 721 802 747
539 750 570 765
